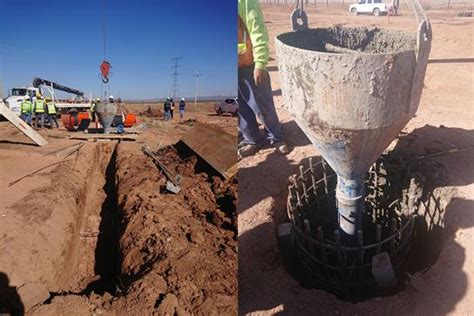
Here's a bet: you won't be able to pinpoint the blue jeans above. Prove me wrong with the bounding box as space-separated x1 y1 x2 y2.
35 113 45 128
47 114 59 128
179 109 185 119
238 65 283 145
164 110 171 121
20 113 32 125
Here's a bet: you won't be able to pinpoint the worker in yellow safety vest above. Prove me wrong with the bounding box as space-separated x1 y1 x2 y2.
45 98 59 128
20 97 33 125
34 94 46 128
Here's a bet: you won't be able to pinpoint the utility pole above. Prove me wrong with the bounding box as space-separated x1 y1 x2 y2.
170 57 182 99
193 70 202 109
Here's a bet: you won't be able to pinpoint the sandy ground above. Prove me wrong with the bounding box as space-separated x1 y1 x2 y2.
0 102 238 314
238 5 474 315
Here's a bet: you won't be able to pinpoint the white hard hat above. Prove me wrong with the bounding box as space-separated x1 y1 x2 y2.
109 95 114 99
181 98 185 101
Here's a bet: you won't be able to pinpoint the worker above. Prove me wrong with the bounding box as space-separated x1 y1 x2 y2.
45 98 59 128
109 95 114 103
179 97 186 120
20 96 33 125
163 97 171 121
238 0 289 158
170 98 175 119
90 97 99 122
34 94 46 128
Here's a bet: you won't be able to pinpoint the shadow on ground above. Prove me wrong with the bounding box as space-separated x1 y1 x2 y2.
0 272 24 315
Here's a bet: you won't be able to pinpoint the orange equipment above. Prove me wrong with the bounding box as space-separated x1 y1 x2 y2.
62 112 90 131
123 114 137 128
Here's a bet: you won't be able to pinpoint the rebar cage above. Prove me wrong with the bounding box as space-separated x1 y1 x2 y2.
286 155 423 291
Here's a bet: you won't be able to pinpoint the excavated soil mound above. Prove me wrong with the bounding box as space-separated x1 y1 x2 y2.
110 143 237 314
139 107 163 118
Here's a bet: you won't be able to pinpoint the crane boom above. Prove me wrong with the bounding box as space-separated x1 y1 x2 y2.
32 77 85 97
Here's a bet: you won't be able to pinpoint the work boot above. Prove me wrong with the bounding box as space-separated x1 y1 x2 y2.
273 141 290 155
238 142 259 159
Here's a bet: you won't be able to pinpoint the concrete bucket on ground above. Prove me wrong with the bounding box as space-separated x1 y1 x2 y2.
276 19 431 235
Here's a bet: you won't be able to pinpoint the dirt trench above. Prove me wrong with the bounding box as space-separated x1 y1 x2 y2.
28 142 237 315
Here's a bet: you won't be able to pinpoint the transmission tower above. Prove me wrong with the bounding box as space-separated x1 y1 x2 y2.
170 57 182 99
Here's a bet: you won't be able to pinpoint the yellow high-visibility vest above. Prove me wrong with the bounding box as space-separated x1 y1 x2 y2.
47 102 57 115
34 100 45 113
21 101 32 114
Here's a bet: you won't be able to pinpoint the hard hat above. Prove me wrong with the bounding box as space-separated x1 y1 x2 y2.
181 98 185 101
45 97 51 102
166 97 170 101
109 95 114 99
96 97 101 101
25 96 30 100
37 93 42 98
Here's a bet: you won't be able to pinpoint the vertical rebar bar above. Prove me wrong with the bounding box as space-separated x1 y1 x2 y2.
304 219 313 255
334 229 342 265
357 229 364 264
322 159 329 194
390 218 397 254
376 224 382 254
317 226 327 263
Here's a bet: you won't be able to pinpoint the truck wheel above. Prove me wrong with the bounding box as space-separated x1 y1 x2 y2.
373 8 380 16
351 8 358 15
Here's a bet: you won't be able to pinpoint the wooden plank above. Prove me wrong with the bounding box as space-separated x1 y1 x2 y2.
180 123 237 179
0 101 48 146
69 134 137 141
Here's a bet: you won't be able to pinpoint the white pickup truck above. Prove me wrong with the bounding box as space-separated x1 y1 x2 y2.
349 0 389 16
215 98 239 116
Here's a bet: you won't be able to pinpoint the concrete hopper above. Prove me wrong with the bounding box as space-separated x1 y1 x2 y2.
95 101 117 134
275 22 431 235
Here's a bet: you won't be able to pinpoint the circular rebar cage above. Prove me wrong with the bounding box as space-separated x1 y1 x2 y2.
286 155 423 291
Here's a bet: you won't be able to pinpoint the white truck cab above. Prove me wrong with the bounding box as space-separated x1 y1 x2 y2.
4 78 92 116
4 87 40 116
349 0 388 16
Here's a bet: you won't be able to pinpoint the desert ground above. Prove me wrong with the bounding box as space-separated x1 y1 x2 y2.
0 102 238 314
238 4 474 315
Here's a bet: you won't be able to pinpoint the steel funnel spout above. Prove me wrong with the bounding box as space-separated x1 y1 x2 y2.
276 24 431 235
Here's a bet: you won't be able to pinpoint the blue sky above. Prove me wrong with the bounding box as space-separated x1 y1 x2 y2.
0 0 236 100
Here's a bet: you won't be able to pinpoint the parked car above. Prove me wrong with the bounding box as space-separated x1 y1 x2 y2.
349 0 389 16
215 98 238 116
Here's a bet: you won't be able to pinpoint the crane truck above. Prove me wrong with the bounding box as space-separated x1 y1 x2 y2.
3 78 91 116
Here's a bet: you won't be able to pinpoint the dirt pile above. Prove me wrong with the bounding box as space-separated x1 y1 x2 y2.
108 143 237 314
139 106 163 118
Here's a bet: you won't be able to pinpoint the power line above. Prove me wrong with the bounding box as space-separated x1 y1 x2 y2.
170 57 182 99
